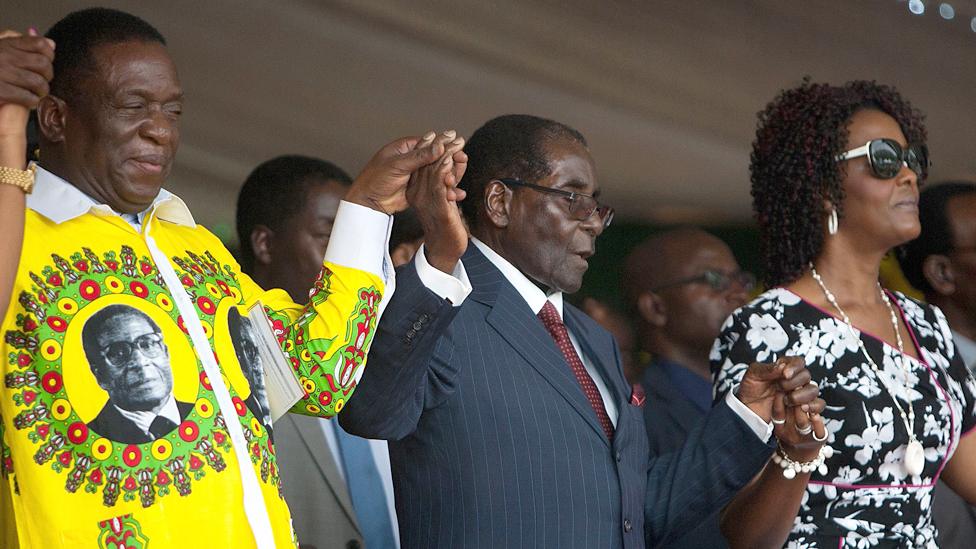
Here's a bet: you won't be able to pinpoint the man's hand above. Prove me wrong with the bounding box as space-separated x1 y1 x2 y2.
345 131 456 215
406 131 468 273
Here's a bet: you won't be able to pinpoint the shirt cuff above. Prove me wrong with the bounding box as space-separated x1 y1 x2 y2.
725 387 774 443
414 244 472 306
324 200 392 281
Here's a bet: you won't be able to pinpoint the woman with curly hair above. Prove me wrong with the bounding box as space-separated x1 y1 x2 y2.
713 79 976 548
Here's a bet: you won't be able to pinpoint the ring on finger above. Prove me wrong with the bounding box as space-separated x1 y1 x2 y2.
771 416 786 425
795 423 813 436
812 429 828 442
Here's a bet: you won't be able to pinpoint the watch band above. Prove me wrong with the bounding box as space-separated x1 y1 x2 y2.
0 164 36 194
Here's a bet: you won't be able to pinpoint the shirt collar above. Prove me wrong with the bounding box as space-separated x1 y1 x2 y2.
471 237 564 319
113 395 181 438
27 164 196 228
952 330 976 372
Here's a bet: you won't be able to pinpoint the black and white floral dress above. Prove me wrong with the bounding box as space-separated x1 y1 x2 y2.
712 288 976 548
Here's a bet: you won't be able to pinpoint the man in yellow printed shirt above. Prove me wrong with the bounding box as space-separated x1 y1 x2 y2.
0 7 469 548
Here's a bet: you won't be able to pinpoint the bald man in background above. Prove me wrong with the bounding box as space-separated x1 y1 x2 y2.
621 227 754 549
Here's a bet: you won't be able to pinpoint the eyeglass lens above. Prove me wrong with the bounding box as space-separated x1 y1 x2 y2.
703 270 756 292
568 195 614 228
870 139 926 179
103 333 164 365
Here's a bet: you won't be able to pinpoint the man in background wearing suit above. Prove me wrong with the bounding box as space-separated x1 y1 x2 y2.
236 155 398 549
621 227 753 548
897 181 976 549
341 114 820 548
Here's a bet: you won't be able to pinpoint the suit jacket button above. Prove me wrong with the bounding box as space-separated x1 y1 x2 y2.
623 518 632 533
615 451 622 462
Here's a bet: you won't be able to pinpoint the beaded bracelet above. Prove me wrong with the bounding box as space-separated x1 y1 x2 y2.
771 444 834 479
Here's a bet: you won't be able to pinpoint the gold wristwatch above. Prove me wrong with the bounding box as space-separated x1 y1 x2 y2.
0 164 36 194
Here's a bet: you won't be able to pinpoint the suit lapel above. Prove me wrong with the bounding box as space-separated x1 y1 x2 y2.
285 415 361 533
465 246 610 446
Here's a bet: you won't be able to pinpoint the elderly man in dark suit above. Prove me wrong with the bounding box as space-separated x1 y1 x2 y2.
82 303 192 444
342 114 821 548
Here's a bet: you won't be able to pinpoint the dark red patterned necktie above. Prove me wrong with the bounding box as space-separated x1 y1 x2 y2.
537 301 614 440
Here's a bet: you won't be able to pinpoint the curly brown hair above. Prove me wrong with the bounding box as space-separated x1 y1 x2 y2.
750 79 927 287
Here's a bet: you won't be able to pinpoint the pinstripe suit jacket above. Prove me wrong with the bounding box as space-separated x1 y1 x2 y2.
341 245 774 548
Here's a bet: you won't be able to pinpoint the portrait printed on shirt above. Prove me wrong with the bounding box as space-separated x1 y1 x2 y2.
226 307 273 438
80 304 192 444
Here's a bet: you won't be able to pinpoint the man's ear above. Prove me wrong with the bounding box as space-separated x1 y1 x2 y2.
36 94 68 144
922 254 955 295
484 180 511 229
637 292 667 328
250 225 275 266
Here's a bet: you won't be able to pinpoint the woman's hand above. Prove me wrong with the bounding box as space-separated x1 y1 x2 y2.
774 387 827 462
0 28 54 143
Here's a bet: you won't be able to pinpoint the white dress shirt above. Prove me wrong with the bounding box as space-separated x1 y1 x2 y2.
953 330 976 373
114 395 183 440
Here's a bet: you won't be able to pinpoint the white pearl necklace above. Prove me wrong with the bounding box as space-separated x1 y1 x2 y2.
809 265 925 477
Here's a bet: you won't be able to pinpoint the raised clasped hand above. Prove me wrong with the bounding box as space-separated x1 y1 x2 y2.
737 356 827 460
405 130 469 273
344 128 466 217
0 28 55 141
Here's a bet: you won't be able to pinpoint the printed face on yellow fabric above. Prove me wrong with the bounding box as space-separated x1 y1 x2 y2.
42 40 183 214
82 304 173 414
226 307 269 426
501 138 604 294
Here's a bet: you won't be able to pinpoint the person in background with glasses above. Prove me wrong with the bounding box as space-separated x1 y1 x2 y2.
713 79 976 548
81 304 193 445
897 181 976 549
620 227 754 548
341 114 822 549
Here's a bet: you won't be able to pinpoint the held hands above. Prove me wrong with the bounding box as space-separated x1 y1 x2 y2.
406 130 468 273
344 129 467 216
737 356 827 459
0 29 55 141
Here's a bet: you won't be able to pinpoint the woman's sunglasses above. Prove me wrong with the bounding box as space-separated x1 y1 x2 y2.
835 138 928 180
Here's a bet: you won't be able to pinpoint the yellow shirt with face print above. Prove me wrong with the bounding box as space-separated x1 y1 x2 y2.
0 168 387 548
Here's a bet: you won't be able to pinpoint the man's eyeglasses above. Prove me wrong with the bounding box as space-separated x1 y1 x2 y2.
835 139 928 180
101 332 165 367
650 270 756 293
497 178 614 229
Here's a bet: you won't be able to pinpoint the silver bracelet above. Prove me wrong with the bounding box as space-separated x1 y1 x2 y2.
771 444 833 479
